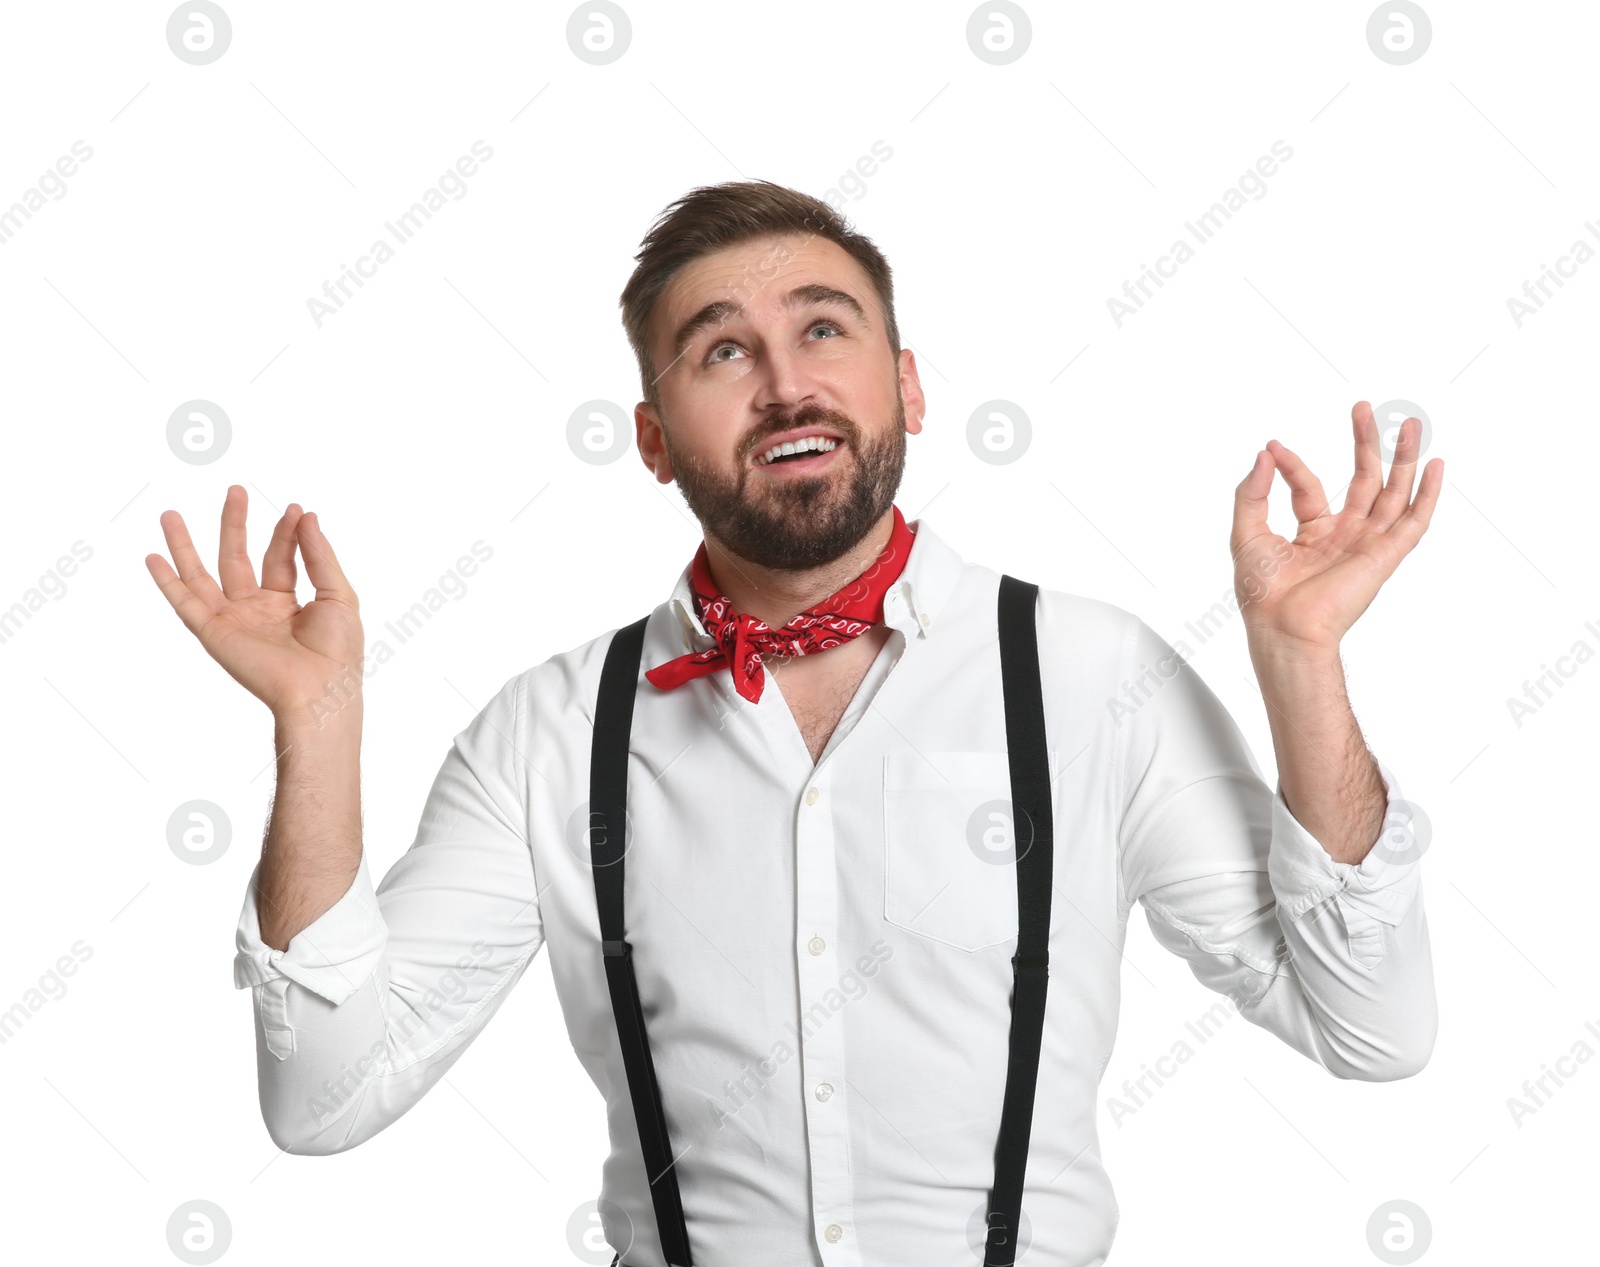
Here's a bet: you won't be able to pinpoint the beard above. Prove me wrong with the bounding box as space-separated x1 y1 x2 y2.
660 387 908 572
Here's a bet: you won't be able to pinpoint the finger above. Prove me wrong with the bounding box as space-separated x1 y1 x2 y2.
260 503 303 593
1342 401 1385 517
217 484 260 600
158 508 226 611
1264 438 1332 526
1384 456 1444 558
1229 449 1275 557
296 512 357 604
144 552 215 638
1370 416 1422 532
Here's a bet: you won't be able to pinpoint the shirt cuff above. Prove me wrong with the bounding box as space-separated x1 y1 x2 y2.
1268 757 1424 936
233 849 387 1057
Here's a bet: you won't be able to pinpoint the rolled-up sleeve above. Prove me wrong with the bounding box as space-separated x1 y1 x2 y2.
234 846 388 1060
1115 617 1437 1082
231 671 546 1153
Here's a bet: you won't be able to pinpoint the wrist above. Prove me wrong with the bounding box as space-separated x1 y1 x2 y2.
1245 627 1342 673
1248 643 1349 721
273 697 364 744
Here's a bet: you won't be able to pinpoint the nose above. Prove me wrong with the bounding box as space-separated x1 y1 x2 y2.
754 339 820 412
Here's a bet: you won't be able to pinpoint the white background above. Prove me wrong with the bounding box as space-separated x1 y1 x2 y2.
0 2 1593 1264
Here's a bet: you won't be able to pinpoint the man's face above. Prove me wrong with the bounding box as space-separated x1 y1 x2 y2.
636 233 925 571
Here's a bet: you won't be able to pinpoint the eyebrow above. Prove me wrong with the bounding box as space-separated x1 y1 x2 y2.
669 283 870 363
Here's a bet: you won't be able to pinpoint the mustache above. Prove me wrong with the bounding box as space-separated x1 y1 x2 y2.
745 408 856 456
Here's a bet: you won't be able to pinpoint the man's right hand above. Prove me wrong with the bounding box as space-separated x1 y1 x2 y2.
145 485 365 725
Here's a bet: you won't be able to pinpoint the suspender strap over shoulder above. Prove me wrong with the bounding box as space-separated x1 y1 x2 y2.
985 575 1055 1266
592 613 693 1266
589 577 1054 1267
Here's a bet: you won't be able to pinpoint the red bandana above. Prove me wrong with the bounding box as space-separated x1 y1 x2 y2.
645 504 917 703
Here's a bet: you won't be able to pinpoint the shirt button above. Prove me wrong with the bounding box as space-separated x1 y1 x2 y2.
804 786 819 805
815 1082 834 1101
825 1223 843 1243
807 936 826 956
918 611 930 627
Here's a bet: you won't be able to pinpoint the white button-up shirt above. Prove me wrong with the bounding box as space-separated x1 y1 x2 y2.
233 512 1436 1267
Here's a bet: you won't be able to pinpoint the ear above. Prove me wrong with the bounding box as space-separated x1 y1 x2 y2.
898 348 926 436
636 401 675 483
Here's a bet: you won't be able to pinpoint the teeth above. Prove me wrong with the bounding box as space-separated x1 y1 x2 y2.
756 435 839 465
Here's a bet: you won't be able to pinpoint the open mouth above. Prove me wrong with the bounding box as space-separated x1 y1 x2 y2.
753 436 844 473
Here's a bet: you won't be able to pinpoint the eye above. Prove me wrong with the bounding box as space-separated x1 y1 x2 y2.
706 319 844 364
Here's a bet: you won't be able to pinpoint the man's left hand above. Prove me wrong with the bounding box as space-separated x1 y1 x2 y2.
1230 399 1443 661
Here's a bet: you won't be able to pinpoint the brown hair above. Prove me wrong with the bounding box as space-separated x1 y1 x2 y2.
618 179 901 413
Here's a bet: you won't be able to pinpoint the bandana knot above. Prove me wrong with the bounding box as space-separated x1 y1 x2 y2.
644 505 916 703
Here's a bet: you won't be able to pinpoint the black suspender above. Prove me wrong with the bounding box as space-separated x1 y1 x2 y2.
590 611 691 1265
985 574 1056 1265
588 574 1054 1267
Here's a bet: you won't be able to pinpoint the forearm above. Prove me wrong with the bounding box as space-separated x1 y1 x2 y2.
1250 646 1385 864
1121 611 1434 1081
234 673 547 1153
258 704 364 951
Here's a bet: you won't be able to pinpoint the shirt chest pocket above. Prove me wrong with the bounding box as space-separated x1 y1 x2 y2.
883 749 1055 952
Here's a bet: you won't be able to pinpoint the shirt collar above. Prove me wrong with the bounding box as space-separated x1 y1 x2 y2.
666 513 964 653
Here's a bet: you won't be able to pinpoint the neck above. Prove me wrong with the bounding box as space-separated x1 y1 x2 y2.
703 508 897 629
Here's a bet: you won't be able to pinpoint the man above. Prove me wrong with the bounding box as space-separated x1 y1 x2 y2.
145 179 1441 1267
